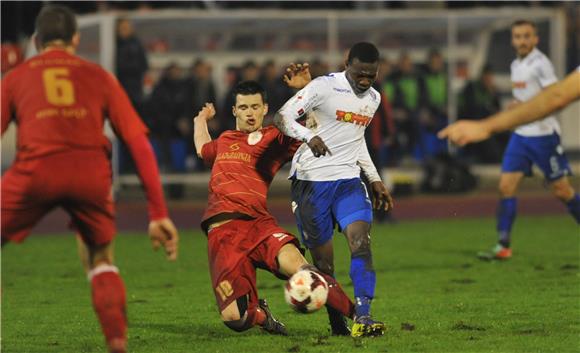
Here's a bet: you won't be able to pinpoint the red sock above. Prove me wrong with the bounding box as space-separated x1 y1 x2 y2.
319 273 355 319
90 266 127 353
254 307 267 326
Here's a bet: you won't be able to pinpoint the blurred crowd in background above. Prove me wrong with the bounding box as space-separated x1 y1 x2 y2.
2 2 579 195
110 17 510 177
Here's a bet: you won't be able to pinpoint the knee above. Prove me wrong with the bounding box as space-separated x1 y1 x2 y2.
312 257 334 275
349 233 371 258
221 296 253 332
223 317 252 332
498 181 516 197
552 182 574 201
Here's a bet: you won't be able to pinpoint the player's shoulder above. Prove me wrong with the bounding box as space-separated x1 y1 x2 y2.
310 72 341 87
368 86 380 104
528 48 552 68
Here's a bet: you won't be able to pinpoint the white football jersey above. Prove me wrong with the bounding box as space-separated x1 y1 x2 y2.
511 48 560 136
278 71 381 181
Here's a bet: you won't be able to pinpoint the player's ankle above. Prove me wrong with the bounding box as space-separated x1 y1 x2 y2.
107 337 126 353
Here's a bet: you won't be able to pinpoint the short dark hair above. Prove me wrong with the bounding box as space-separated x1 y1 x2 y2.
232 81 267 104
35 5 77 46
511 19 537 31
347 42 379 64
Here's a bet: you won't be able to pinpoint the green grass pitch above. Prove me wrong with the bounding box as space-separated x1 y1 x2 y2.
2 215 579 353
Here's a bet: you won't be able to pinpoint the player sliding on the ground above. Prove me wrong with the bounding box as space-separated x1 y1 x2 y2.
1 5 179 353
194 78 356 336
274 42 393 337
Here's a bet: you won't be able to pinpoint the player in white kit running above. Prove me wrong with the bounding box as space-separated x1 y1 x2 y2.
274 42 393 337
478 20 580 261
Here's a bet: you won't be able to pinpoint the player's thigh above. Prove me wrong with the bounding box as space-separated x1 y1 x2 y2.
501 134 533 177
291 179 335 248
207 226 259 313
333 178 373 232
257 235 305 278
1 166 52 244
63 159 116 246
64 192 116 247
528 133 572 183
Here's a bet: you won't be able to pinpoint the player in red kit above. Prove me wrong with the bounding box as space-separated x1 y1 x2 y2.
194 78 355 335
1 6 179 353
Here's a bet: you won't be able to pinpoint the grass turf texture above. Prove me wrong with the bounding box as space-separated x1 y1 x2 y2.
2 215 579 353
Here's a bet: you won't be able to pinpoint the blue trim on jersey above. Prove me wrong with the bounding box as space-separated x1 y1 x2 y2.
291 178 372 248
501 133 571 182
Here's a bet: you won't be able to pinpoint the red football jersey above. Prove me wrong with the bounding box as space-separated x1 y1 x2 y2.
1 49 147 161
201 126 300 226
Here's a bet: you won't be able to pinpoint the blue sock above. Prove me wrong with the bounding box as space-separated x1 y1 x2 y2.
350 255 376 318
497 198 517 248
565 193 580 224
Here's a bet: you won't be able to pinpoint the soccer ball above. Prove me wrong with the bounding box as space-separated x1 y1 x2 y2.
284 270 328 313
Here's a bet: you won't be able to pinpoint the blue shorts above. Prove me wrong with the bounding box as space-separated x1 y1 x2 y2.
501 133 571 182
290 177 373 248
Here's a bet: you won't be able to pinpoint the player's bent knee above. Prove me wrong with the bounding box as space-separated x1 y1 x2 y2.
551 182 574 201
221 295 249 327
222 297 254 332
349 233 371 255
223 317 253 332
313 258 334 275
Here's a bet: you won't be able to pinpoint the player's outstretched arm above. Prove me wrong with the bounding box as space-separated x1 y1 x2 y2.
193 103 216 157
283 63 312 90
439 70 580 146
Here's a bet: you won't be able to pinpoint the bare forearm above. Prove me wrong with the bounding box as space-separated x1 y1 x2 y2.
194 117 211 157
486 71 580 133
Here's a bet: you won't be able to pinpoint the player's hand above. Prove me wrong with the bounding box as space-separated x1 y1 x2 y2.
149 218 179 261
307 135 332 157
194 103 216 122
370 181 394 212
437 120 491 146
283 63 312 90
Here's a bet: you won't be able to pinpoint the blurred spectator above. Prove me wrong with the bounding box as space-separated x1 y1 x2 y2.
187 58 217 129
220 60 261 132
309 58 329 79
416 49 448 160
373 58 398 166
186 58 217 169
259 59 293 125
116 18 148 109
148 63 191 196
391 52 421 160
116 18 150 174
458 65 508 163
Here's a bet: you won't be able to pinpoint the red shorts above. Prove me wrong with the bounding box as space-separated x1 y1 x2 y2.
207 216 300 312
1 150 115 245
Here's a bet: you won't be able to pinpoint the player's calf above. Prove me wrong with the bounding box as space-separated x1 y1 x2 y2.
221 296 287 335
89 264 127 353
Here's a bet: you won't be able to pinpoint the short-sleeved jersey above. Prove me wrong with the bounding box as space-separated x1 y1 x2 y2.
200 126 300 228
510 48 560 137
278 71 381 181
1 49 147 161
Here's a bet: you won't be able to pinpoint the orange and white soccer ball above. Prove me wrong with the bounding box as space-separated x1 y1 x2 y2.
284 270 328 313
